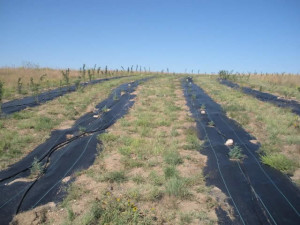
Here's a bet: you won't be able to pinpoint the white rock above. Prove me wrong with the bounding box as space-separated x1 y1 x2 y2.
200 110 206 114
225 139 234 146
93 115 99 118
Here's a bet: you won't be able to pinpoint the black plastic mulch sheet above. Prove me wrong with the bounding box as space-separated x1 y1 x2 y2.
219 79 300 116
1 76 130 115
182 77 300 225
0 78 149 225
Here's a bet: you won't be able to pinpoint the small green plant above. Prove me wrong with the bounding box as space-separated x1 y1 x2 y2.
180 212 194 224
30 157 42 177
74 77 81 91
17 78 23 94
88 69 92 82
164 150 183 165
192 93 196 100
132 174 145 184
79 126 86 133
80 193 151 225
39 73 47 82
164 166 178 179
102 171 127 183
61 68 70 85
113 92 119 101
148 171 164 186
200 104 206 111
165 177 190 198
30 77 40 103
101 105 109 113
208 120 215 127
228 145 245 160
82 64 86 81
0 80 3 113
67 207 75 222
218 70 230 80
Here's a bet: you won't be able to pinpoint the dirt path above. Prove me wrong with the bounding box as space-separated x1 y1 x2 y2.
182 77 300 224
219 79 300 116
1 76 130 115
0 78 150 225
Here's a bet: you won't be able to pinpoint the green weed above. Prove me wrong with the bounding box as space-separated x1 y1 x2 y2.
102 171 127 183
165 177 190 199
261 154 296 175
164 150 183 165
30 157 42 177
228 145 245 160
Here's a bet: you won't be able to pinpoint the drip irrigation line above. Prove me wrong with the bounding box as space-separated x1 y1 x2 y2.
202 103 277 224
30 135 94 209
2 78 148 216
0 82 136 183
218 115 300 217
182 79 246 225
236 162 277 225
22 82 136 212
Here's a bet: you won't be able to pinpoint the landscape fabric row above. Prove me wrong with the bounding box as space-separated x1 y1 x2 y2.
219 79 300 116
1 75 130 115
182 77 300 225
0 78 150 225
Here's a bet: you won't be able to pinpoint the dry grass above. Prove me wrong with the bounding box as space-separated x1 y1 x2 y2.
227 73 300 101
249 74 300 88
0 66 148 101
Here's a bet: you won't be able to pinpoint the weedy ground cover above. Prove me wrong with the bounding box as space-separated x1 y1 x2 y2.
0 75 145 170
221 72 300 101
12 76 231 225
194 76 300 183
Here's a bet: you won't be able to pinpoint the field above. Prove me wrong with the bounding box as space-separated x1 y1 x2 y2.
0 68 300 224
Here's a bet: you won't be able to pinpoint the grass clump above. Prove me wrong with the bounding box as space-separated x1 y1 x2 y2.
164 166 178 179
165 177 190 199
80 193 152 225
30 157 42 177
261 154 296 175
148 171 164 186
164 150 183 165
102 171 127 183
228 145 245 160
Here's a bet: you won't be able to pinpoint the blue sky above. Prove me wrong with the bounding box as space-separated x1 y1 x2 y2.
0 0 299 73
